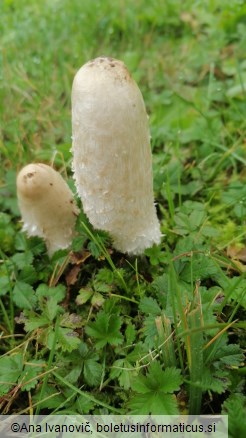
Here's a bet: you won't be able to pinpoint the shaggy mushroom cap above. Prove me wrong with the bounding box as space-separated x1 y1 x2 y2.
72 56 161 254
16 163 79 256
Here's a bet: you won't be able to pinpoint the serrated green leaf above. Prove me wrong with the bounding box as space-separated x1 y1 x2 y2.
83 359 102 387
125 322 136 345
180 255 218 282
93 279 111 293
174 212 191 235
24 315 49 331
132 363 182 394
189 209 207 229
32 385 65 410
127 343 147 363
14 233 28 251
88 241 101 258
78 341 89 356
145 245 167 265
77 341 102 386
91 292 105 307
110 358 125 380
18 265 37 284
76 288 94 305
110 358 136 390
151 274 169 309
128 392 178 415
222 182 246 219
75 393 95 414
152 273 168 292
174 201 207 235
0 275 11 296
13 281 37 309
0 212 11 226
63 365 82 385
60 312 83 329
19 360 44 391
201 226 220 237
193 367 229 394
44 297 62 321
214 344 244 367
142 315 159 347
226 277 246 309
222 394 246 437
139 297 162 315
56 327 81 352
0 354 23 395
96 268 114 284
36 284 66 302
46 327 55 350
85 311 123 348
11 251 34 270
128 363 181 414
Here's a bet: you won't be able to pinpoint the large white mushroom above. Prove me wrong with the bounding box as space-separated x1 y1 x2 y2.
71 56 161 255
16 163 79 256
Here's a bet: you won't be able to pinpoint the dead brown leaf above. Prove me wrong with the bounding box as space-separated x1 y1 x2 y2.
65 265 81 286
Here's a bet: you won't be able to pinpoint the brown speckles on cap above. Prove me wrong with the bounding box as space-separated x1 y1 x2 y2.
84 57 132 83
26 172 35 178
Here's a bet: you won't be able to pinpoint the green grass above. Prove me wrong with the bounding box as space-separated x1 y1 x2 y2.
0 0 246 435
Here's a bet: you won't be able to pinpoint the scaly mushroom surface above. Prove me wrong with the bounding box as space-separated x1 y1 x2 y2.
17 163 79 256
72 56 161 254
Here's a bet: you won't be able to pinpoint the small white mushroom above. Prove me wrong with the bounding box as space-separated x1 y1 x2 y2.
71 56 161 255
16 163 79 256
